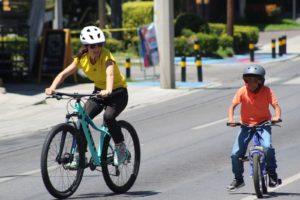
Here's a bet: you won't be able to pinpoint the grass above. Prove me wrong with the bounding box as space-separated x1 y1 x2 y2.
240 18 300 31
263 19 300 31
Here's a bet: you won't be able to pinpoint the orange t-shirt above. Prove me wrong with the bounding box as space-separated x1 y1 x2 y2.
232 86 279 125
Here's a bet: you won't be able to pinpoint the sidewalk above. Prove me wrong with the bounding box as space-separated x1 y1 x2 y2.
0 30 299 140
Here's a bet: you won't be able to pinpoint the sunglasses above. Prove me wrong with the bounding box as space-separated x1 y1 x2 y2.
87 43 103 49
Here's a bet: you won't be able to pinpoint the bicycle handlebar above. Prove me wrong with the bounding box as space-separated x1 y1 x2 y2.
226 119 282 127
46 92 110 101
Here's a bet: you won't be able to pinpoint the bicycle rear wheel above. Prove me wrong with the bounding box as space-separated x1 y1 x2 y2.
40 123 85 199
253 154 267 198
102 120 141 193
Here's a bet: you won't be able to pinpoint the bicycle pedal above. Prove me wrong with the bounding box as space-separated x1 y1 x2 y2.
277 178 282 185
239 156 249 162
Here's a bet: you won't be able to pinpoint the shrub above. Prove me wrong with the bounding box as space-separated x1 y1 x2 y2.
122 1 153 42
218 33 233 49
195 33 219 56
181 28 195 38
174 36 194 56
209 23 226 35
233 25 259 53
175 13 209 37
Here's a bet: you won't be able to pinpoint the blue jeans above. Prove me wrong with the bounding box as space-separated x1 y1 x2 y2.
231 125 277 180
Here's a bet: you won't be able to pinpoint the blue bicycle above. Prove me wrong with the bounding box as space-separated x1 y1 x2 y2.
40 92 141 199
227 120 282 198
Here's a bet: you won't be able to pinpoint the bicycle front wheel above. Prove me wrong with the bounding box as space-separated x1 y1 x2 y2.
40 123 85 199
102 120 141 193
253 154 267 198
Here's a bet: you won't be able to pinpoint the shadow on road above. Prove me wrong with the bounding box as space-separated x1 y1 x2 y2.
69 190 160 199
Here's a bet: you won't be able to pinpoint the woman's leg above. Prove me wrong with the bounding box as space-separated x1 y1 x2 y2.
81 98 104 150
104 88 128 144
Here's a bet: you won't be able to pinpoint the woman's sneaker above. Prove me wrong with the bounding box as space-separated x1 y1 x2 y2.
114 142 127 166
226 178 245 192
65 155 88 170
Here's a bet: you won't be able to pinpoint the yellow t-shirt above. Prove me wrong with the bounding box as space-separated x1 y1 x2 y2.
74 48 127 90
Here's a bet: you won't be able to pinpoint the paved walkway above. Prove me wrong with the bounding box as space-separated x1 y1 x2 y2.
0 30 299 140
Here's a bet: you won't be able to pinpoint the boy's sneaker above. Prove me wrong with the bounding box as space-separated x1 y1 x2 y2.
226 178 245 192
269 173 281 187
114 142 127 166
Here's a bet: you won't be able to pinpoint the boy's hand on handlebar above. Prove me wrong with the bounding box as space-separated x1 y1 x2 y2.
227 120 237 127
271 117 282 123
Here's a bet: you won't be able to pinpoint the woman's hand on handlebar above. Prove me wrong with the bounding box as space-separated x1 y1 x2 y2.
98 90 111 97
45 88 55 96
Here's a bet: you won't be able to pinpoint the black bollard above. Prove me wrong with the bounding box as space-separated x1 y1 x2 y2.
196 54 203 82
282 35 287 54
271 39 276 58
125 57 131 79
249 40 255 62
181 56 186 82
193 39 200 56
278 37 283 57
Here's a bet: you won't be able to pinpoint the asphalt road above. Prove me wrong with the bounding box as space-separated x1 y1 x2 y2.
0 57 300 200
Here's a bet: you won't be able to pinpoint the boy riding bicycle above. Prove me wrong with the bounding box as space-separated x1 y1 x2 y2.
226 64 282 191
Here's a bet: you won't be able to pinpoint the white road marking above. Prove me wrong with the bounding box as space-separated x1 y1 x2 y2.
265 77 280 84
283 76 300 85
0 166 57 183
240 172 300 200
192 117 228 130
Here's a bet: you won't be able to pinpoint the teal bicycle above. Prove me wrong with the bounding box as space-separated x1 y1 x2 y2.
40 92 140 199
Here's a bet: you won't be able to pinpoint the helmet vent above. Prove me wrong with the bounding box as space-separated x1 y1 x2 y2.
97 33 100 38
89 35 94 40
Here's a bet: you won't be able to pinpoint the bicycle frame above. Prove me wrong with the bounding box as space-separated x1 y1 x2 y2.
67 97 112 166
248 131 267 178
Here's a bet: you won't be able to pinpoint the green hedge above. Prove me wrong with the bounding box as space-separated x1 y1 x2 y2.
195 33 219 55
122 1 153 42
174 36 194 56
209 23 259 53
233 25 259 53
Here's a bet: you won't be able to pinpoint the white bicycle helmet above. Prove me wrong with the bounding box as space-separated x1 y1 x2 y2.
80 26 105 45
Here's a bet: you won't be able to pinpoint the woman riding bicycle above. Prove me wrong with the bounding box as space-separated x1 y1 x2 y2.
226 64 282 191
45 25 128 166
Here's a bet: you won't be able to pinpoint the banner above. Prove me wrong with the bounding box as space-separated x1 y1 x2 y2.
137 23 159 68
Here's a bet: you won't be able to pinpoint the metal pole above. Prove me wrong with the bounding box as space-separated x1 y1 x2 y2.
293 0 296 20
53 0 63 29
155 0 175 89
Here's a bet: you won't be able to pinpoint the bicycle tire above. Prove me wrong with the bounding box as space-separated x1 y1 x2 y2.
253 154 267 198
40 123 85 199
102 120 141 193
